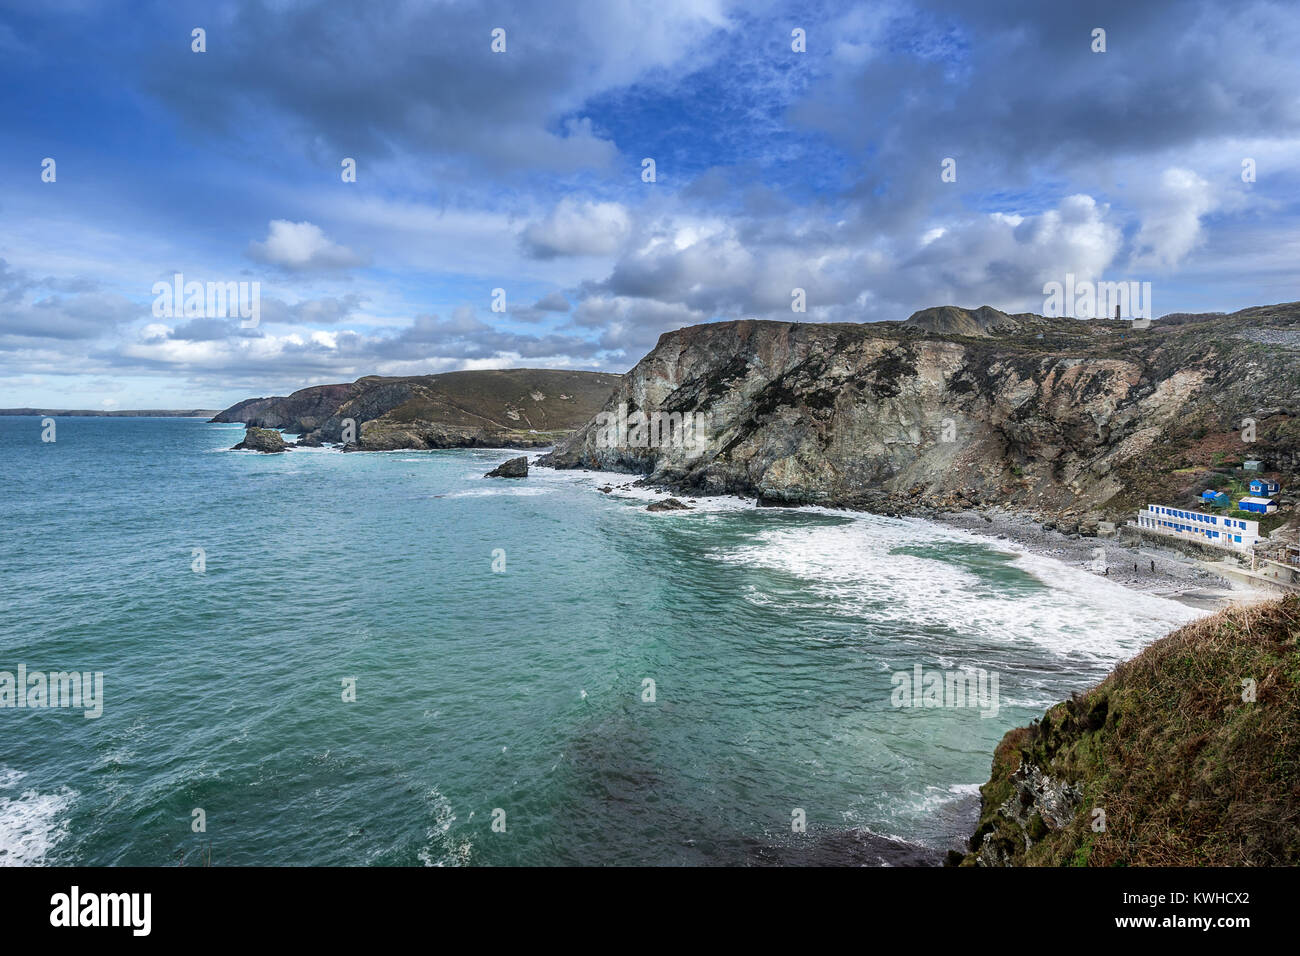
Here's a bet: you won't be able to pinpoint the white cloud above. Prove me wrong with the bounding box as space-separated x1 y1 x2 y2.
1130 168 1219 272
521 199 632 259
246 220 368 271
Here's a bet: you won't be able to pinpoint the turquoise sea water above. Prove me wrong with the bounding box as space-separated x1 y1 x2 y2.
0 416 1199 866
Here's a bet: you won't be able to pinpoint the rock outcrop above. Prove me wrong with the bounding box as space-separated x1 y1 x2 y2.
212 369 621 451
646 497 691 512
540 303 1300 520
485 456 528 478
232 426 290 453
954 596 1300 866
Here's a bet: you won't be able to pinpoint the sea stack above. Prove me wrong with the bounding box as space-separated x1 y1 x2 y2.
232 426 290 453
485 456 528 478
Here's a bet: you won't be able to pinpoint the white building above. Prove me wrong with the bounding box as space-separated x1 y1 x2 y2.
1133 504 1261 551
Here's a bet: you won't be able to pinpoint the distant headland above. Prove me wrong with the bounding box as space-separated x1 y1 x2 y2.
0 408 220 417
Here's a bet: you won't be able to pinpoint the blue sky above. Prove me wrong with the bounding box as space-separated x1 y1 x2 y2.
2 0 1298 409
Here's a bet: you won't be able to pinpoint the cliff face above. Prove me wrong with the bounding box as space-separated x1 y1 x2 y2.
211 369 621 450
211 385 354 433
539 303 1300 518
956 596 1300 866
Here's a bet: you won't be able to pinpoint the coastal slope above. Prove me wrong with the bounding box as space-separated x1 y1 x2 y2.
539 303 1300 522
955 595 1300 866
212 368 622 449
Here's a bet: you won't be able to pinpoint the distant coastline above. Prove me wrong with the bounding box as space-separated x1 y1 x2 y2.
0 408 220 418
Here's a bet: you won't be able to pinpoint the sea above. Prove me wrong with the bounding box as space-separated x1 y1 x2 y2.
0 415 1200 865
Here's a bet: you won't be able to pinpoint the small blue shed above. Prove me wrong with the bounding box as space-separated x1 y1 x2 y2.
1201 489 1229 506
1249 478 1280 496
1237 496 1277 514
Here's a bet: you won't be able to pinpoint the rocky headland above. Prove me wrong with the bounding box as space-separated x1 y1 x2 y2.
212 368 621 451
538 303 1300 532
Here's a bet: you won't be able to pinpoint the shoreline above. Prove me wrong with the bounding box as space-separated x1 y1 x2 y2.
221 429 1280 615
924 507 1272 613
526 456 1273 614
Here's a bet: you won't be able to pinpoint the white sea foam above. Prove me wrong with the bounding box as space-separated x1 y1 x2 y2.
711 515 1200 663
446 486 550 498
0 769 74 867
528 465 757 512
417 787 472 867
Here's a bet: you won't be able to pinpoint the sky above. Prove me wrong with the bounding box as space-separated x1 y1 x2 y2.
1 0 1298 410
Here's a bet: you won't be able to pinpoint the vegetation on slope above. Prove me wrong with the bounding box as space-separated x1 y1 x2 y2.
958 596 1300 866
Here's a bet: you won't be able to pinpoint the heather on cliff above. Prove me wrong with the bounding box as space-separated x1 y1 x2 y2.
958 596 1300 866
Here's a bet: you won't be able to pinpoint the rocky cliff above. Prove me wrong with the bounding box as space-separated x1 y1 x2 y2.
539 303 1300 521
954 596 1300 866
212 368 621 450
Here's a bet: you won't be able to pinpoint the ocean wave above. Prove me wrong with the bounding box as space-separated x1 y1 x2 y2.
446 487 550 498
0 769 75 867
710 516 1198 664
416 787 472 867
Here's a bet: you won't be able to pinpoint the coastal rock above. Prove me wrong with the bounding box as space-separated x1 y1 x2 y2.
485 456 528 478
232 426 290 453
646 497 691 512
538 304 1300 519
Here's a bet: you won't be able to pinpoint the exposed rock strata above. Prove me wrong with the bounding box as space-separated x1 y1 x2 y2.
540 303 1300 521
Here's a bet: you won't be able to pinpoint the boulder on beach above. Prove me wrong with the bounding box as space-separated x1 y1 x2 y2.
485 456 528 478
232 426 290 453
646 497 691 512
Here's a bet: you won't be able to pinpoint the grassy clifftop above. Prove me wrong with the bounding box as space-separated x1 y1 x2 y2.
957 596 1300 866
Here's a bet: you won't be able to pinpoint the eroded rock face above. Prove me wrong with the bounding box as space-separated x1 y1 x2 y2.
539 305 1300 517
974 763 1083 865
485 456 528 478
232 426 290 453
211 386 353 431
